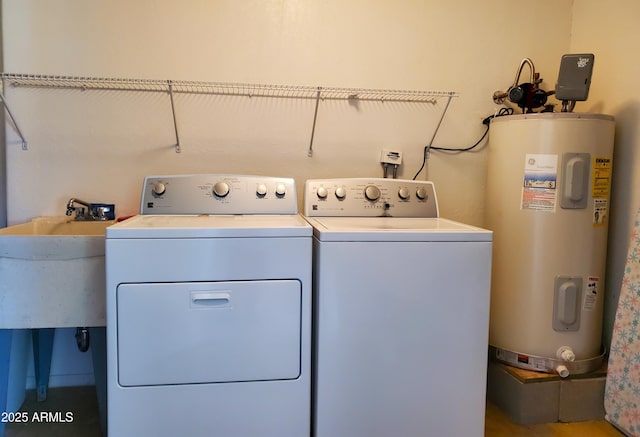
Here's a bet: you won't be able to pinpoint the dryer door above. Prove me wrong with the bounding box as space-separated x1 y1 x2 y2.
116 280 301 386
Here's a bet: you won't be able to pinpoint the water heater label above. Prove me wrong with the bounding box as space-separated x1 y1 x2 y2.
593 198 608 226
521 154 558 212
584 276 599 311
592 157 612 198
495 348 548 371
592 157 612 227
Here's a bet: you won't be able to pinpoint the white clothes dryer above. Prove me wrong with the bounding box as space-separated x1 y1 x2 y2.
106 174 312 437
304 178 493 437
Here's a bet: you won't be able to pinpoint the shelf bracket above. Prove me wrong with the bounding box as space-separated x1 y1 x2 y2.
427 93 454 154
0 86 28 150
167 81 181 153
308 87 322 157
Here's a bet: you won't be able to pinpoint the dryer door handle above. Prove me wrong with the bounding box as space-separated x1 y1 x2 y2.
190 291 232 308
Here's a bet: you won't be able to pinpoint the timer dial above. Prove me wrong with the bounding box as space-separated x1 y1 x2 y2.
213 182 230 198
364 185 381 202
152 182 166 196
317 186 328 199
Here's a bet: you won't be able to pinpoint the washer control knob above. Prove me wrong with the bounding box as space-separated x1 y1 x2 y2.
275 183 287 197
152 182 166 196
317 186 328 199
213 182 230 198
398 187 410 200
335 186 347 200
364 185 381 202
416 187 428 200
256 183 268 197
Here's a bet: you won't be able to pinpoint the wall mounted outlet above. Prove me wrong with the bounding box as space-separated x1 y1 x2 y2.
380 149 402 165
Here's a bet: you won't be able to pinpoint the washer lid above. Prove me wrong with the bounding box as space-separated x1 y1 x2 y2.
304 217 492 242
106 214 312 239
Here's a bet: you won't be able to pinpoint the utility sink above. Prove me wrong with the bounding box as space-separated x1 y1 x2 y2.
0 216 115 329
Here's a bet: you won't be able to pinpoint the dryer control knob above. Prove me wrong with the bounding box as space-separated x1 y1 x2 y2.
213 182 230 198
364 185 381 201
398 187 410 200
256 183 268 197
317 186 328 199
416 187 428 200
335 186 347 199
275 183 287 197
152 182 166 196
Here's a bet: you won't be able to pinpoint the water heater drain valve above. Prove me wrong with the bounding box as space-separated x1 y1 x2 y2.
556 346 576 362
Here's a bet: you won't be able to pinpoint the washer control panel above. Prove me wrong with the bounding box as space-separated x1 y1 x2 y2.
304 178 439 217
141 174 298 214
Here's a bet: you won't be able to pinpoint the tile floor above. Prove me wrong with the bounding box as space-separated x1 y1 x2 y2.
4 386 625 436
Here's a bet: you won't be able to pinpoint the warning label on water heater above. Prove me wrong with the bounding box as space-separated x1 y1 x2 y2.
593 198 608 226
584 276 599 311
592 157 612 198
521 154 558 212
592 157 612 227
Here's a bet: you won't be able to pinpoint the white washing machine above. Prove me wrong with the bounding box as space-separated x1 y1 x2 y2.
106 174 312 437
304 178 493 437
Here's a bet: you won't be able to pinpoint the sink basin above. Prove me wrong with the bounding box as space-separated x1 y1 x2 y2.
0 216 115 329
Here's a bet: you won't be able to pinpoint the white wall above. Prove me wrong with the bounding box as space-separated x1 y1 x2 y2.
2 1 575 385
570 1 640 348
2 0 573 224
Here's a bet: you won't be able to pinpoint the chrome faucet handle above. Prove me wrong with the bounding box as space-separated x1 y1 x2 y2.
94 207 108 220
66 198 114 221
90 203 115 221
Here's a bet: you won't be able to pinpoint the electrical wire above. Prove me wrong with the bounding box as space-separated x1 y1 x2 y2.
411 96 453 180
412 107 514 180
429 124 489 153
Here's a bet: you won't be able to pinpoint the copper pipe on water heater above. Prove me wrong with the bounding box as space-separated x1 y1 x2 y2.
493 58 537 103
493 58 555 106
511 57 536 88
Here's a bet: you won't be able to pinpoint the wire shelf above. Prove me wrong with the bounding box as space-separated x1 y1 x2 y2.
0 73 458 153
1 73 456 100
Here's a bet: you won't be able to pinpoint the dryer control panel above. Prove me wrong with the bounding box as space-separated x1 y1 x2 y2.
304 178 439 217
141 174 298 214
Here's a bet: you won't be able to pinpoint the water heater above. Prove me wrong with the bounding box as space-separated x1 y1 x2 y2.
485 113 614 377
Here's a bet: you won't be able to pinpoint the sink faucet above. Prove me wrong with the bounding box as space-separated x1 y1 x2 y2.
66 198 114 221
66 198 91 220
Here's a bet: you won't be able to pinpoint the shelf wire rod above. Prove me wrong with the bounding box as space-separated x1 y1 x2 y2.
308 87 322 157
423 93 454 163
167 80 181 153
0 84 27 150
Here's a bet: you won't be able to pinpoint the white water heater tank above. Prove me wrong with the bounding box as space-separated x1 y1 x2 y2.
485 113 614 375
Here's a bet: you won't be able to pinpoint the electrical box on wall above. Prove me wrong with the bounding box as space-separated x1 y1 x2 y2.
380 149 402 165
